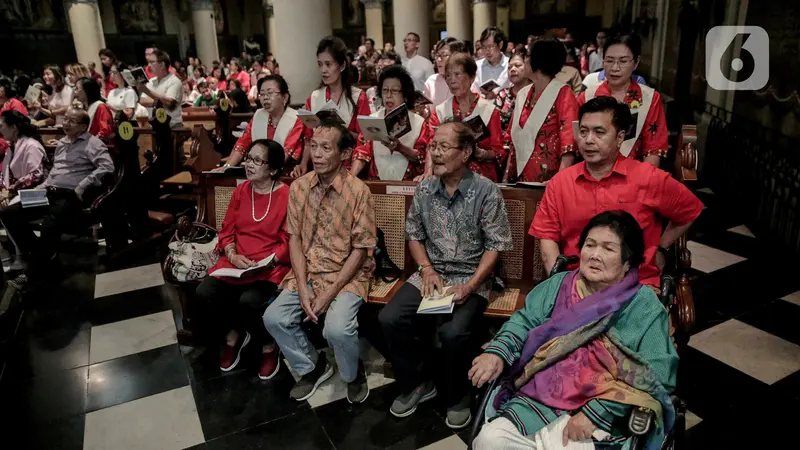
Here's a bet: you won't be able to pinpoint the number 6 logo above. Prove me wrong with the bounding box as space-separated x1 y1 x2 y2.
706 26 769 91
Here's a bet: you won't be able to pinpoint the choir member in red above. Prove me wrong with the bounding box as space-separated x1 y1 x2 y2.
293 36 371 177
352 66 432 180
0 78 28 116
98 48 118 95
75 78 114 143
223 75 305 174
504 39 579 183
227 58 251 93
424 52 505 181
577 34 667 168
195 139 291 379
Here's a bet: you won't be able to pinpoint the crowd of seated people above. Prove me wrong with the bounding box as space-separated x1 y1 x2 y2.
0 25 702 447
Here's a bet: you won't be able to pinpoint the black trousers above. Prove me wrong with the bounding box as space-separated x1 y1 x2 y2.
0 188 85 279
194 276 278 345
378 282 487 406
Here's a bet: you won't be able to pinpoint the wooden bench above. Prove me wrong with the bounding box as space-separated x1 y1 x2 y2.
199 175 547 319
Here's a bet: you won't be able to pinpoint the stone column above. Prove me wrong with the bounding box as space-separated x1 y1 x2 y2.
272 0 333 99
649 0 670 83
446 0 471 41
263 0 278 54
362 1 384 48
472 0 496 42
192 0 220 66
393 0 430 58
65 0 106 67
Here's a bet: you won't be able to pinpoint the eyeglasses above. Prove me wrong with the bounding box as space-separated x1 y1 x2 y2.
435 52 451 60
381 88 402 97
428 141 460 154
243 155 267 166
603 57 634 67
259 90 281 98
402 38 419 43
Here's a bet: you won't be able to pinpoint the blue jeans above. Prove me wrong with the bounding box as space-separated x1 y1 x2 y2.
263 289 363 383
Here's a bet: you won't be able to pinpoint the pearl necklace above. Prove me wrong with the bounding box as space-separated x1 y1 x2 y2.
251 180 275 223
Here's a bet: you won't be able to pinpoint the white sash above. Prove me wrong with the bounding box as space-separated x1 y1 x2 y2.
251 107 298 147
510 80 566 177
310 87 363 127
584 82 654 157
372 109 424 180
436 96 495 127
87 100 103 129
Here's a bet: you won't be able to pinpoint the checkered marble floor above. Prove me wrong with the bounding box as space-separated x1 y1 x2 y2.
1 188 799 449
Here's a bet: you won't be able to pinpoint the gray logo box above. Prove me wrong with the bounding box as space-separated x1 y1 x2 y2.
706 26 769 91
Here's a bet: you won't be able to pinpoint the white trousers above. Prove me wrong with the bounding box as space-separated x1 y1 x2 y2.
473 416 599 450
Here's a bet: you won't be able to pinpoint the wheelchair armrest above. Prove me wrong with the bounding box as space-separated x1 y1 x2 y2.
628 406 654 436
549 254 579 278
469 376 502 450
659 274 675 308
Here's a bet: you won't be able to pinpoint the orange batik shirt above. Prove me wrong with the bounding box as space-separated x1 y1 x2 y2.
282 167 377 300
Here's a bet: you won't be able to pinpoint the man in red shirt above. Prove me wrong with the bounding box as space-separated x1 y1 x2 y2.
530 96 703 287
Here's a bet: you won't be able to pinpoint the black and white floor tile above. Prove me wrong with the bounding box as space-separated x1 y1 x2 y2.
1 187 799 449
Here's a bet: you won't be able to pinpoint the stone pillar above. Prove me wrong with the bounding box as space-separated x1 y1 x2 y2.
601 0 615 28
362 1 384 48
65 0 106 67
446 0 471 41
192 0 220 66
263 0 278 54
649 0 670 84
473 0 496 42
496 3 509 36
273 0 333 99
393 0 430 58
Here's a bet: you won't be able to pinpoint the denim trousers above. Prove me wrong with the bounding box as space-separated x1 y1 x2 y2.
263 289 363 382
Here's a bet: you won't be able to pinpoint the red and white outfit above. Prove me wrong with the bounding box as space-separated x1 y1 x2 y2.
504 80 578 182
577 80 668 161
353 108 433 180
232 107 306 172
210 181 291 285
87 100 114 143
228 70 251 93
430 95 505 181
304 86 371 137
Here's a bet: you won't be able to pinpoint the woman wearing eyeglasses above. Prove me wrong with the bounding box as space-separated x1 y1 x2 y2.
195 139 290 380
422 52 505 182
224 75 306 174
106 63 139 120
577 34 667 168
351 66 432 181
423 38 466 108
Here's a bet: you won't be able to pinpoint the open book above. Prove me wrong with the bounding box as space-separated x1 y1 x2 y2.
463 114 490 142
121 67 149 86
417 287 455 314
297 101 346 129
10 189 49 208
357 103 412 142
498 181 546 188
24 85 41 104
413 91 433 107
209 254 275 278
480 79 501 92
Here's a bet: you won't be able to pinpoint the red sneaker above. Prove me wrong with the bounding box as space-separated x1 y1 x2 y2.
220 332 251 371
258 347 281 380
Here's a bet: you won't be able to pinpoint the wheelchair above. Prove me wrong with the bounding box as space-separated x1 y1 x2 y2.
467 255 689 450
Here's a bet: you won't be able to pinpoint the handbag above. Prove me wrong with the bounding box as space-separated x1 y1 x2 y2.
166 222 220 282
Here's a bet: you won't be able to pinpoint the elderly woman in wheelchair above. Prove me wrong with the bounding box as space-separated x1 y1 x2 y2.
469 210 678 450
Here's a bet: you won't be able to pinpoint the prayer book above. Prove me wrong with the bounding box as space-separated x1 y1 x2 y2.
417 287 455 314
122 67 148 86
498 181 546 188
480 79 501 92
297 101 346 129
15 189 48 208
413 91 433 107
462 114 490 142
209 254 275 278
357 103 412 142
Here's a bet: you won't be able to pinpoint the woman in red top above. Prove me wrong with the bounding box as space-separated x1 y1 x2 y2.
293 36 371 177
227 59 251 93
212 67 228 92
352 65 432 180
75 78 114 143
0 78 28 117
195 139 290 380
98 48 118 95
224 75 306 174
504 38 579 183
424 52 505 181
577 34 667 168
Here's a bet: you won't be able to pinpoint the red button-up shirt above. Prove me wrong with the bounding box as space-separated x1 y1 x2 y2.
529 155 704 286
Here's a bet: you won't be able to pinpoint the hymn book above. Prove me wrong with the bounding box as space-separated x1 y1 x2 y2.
297 101 346 129
413 91 433 107
209 254 275 278
357 103 412 142
122 67 149 86
462 114 490 142
9 189 49 209
480 79 501 92
417 287 455 314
